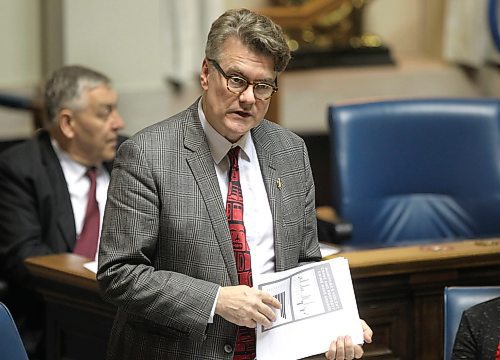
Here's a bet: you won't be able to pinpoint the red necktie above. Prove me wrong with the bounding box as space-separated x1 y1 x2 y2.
226 147 256 360
73 167 100 259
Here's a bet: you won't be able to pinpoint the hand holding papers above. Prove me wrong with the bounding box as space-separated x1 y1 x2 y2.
253 257 363 360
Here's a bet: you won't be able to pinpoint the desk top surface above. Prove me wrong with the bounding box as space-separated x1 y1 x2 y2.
332 238 500 277
25 238 500 286
25 253 97 291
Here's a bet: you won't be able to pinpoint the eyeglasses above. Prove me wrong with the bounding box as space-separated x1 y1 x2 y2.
208 59 278 100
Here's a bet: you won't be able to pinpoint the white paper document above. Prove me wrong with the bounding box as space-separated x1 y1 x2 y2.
83 252 99 273
318 242 341 258
253 257 363 360
83 260 98 273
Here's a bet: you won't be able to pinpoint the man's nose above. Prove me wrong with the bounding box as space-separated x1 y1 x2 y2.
238 85 256 104
111 111 125 130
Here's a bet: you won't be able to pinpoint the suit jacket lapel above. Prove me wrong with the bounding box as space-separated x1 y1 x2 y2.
183 104 239 285
38 131 76 250
251 123 286 272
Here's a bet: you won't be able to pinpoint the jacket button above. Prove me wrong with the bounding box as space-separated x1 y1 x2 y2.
224 344 233 353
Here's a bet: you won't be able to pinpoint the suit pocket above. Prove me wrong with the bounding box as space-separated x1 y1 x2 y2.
127 314 189 340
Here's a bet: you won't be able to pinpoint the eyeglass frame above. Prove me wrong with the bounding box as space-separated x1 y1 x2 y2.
207 58 278 100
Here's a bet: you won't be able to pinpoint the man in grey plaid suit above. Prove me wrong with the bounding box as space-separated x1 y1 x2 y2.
97 8 372 360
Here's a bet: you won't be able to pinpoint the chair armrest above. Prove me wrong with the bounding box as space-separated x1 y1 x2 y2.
316 206 353 244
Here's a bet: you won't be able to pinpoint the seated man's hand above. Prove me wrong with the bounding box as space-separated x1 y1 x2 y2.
215 285 281 328
325 319 373 359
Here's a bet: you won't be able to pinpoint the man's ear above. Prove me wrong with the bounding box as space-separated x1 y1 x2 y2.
58 109 75 139
200 58 209 91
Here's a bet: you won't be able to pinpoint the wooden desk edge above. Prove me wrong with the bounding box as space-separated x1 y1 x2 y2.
24 239 500 288
25 253 98 292
326 238 500 277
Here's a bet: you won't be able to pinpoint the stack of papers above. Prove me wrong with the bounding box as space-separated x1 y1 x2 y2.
253 257 362 360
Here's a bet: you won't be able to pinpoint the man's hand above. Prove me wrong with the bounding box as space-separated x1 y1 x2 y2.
324 319 373 359
215 285 281 328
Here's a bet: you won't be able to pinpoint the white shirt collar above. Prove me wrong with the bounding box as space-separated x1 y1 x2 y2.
51 138 105 179
197 98 255 165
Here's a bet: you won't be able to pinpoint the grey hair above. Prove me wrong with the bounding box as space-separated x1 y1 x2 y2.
44 65 111 124
205 8 291 72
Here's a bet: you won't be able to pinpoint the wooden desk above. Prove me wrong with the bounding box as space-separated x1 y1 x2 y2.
25 254 114 360
26 239 500 360
332 238 500 359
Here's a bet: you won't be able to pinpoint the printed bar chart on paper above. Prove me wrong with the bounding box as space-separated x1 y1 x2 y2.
254 257 363 360
260 262 343 332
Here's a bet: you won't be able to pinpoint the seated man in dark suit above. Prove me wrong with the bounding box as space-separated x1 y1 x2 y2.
452 296 500 359
0 65 125 359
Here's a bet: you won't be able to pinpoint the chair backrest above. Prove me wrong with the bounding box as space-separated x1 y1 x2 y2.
443 286 500 360
0 302 29 360
328 98 500 246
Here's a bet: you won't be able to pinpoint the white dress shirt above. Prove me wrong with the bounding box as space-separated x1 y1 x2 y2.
51 139 110 257
198 100 275 275
198 100 276 322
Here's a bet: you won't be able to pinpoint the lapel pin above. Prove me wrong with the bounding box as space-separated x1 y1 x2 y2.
276 178 282 190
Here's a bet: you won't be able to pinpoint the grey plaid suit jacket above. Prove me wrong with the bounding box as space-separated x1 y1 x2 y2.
97 99 321 360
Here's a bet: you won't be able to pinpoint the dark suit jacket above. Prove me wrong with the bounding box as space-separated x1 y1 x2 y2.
0 129 120 358
0 129 120 282
97 99 322 360
452 297 500 359
0 130 77 283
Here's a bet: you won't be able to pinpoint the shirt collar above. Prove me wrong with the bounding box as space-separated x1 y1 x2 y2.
51 138 104 181
197 98 254 165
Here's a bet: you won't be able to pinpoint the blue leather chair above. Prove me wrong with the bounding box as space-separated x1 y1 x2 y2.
328 98 500 246
443 286 500 360
0 302 29 360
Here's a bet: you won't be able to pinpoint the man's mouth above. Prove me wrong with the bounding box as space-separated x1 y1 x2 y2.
232 111 251 118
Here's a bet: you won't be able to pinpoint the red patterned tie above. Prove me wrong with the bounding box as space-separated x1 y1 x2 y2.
73 167 100 259
226 147 255 360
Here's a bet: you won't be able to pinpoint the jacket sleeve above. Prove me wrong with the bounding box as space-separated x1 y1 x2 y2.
0 156 53 283
96 138 219 342
451 311 477 359
298 140 322 266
